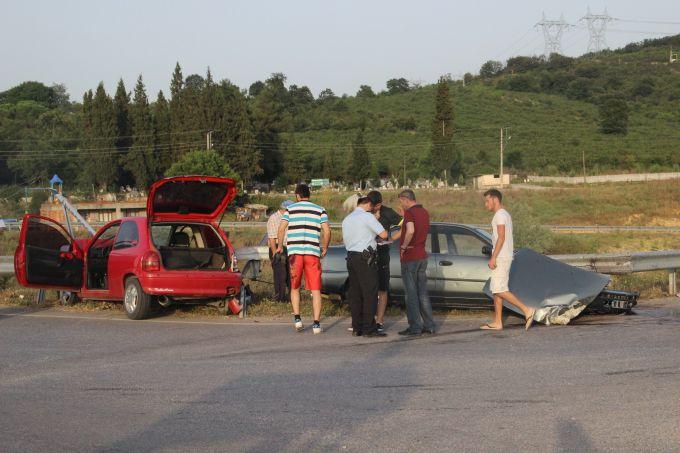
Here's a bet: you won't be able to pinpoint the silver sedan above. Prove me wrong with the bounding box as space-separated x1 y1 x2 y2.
321 222 494 308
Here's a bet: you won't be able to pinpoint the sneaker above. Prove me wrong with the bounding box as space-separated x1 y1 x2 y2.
312 322 323 334
364 331 387 338
398 328 421 337
347 327 354 332
294 317 304 332
376 323 385 333
421 328 436 335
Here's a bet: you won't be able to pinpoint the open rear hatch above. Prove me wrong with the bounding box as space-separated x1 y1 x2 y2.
147 175 237 225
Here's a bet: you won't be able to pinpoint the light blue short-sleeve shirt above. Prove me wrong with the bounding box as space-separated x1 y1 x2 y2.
342 208 386 252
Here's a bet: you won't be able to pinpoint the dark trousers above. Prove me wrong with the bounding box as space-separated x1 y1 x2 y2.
269 248 289 302
347 252 379 334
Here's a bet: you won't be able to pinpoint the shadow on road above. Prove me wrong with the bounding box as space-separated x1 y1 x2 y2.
97 337 420 451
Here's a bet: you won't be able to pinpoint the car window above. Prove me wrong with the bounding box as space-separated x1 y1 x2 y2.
114 221 139 249
437 233 449 254
151 225 173 246
26 217 71 250
91 224 120 250
452 232 487 257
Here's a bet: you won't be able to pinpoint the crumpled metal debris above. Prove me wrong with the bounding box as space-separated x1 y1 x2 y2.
483 248 610 325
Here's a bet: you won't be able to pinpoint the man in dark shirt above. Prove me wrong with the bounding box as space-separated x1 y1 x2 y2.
367 190 402 332
397 189 435 336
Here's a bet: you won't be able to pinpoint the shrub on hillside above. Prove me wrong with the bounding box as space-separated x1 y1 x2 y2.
511 202 555 253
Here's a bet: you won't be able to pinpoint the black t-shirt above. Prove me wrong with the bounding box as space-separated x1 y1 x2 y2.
376 205 402 257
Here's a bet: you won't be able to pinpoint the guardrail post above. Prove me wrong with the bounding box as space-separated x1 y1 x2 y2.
670 269 678 296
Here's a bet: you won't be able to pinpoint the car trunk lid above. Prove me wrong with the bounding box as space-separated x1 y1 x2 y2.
147 176 237 224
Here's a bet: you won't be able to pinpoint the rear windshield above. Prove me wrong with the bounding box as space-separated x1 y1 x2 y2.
152 180 229 215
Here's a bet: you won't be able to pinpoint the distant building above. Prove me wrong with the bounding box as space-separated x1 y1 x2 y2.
40 198 146 225
310 178 331 188
472 174 511 190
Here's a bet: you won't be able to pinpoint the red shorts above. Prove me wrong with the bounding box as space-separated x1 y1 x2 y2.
289 254 322 291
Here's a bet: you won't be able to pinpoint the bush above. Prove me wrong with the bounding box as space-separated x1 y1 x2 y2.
511 202 555 253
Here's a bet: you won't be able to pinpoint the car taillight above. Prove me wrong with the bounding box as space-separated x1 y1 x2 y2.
142 251 161 272
231 254 238 272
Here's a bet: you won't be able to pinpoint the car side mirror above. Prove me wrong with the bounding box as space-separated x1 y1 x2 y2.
482 245 492 256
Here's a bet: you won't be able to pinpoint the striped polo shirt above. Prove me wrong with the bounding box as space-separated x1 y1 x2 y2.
283 200 329 257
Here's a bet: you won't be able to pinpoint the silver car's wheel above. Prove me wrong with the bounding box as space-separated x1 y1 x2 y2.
123 277 152 320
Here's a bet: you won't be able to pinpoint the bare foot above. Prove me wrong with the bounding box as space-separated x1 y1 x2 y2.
480 323 503 330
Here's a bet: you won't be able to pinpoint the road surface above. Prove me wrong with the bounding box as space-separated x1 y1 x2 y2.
1 300 679 452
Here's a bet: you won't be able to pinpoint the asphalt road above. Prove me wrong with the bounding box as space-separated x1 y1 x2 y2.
1 300 680 452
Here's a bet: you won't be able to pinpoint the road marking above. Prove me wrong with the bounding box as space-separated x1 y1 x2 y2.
0 311 327 326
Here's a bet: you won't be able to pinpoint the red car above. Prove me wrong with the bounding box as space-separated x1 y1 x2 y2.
14 176 243 319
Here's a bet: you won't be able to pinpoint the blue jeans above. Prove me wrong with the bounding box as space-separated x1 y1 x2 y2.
401 259 435 332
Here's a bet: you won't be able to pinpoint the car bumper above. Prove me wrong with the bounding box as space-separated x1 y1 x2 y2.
138 271 241 298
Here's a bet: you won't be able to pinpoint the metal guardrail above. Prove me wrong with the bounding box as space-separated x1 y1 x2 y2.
1 248 679 294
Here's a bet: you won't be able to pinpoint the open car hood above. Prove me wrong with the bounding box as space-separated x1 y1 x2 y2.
483 248 611 325
147 176 237 224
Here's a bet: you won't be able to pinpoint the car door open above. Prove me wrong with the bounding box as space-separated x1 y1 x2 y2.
14 215 84 290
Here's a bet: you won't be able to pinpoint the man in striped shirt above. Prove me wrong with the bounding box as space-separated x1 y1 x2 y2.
276 184 331 334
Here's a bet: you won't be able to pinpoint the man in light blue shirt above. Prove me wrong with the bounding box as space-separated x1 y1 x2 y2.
342 197 388 337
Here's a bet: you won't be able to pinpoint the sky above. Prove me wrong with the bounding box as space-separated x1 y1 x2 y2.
1 0 678 101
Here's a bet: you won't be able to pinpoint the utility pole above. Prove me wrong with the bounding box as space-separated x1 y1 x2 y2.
206 131 213 150
580 7 614 53
499 127 504 188
535 12 572 57
582 149 587 184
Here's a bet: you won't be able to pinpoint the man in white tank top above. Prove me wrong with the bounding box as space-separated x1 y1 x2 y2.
480 189 535 331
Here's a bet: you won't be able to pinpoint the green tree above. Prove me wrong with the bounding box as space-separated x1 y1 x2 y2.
153 90 171 174
165 149 239 180
126 75 158 188
213 85 262 187
356 85 375 98
428 77 461 180
283 135 306 183
251 73 291 181
200 68 222 130
348 130 371 188
479 60 504 78
598 94 629 134
386 78 410 94
81 83 118 190
169 62 186 160
113 78 133 186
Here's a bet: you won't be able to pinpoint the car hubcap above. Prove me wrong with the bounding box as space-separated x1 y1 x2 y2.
124 284 138 313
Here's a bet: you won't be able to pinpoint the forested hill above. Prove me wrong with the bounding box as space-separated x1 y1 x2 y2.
1 34 679 192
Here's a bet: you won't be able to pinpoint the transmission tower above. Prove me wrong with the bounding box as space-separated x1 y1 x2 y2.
535 13 571 57
580 7 615 53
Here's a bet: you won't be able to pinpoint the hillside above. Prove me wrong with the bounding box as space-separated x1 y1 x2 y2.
0 34 679 193
290 34 680 181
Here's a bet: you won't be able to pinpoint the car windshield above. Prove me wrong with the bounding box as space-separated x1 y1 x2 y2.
474 228 492 243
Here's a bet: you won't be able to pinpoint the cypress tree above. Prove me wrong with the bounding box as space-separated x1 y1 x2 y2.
81 83 117 190
218 92 262 187
428 76 461 180
126 75 157 189
283 135 306 184
200 67 222 131
153 90 172 174
169 62 185 159
113 78 134 186
348 129 371 189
